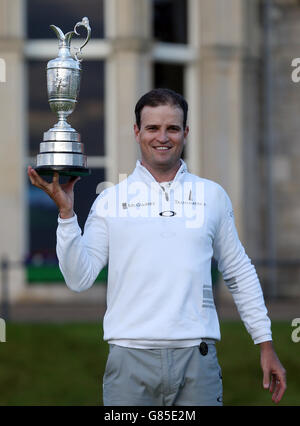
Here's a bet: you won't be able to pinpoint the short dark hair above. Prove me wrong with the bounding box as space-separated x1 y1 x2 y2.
135 88 188 129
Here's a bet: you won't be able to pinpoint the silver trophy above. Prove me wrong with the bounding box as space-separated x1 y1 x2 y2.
35 17 91 176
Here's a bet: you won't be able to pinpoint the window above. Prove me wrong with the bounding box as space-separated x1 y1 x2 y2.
153 0 187 44
25 0 106 281
26 0 104 39
154 63 184 94
154 62 186 159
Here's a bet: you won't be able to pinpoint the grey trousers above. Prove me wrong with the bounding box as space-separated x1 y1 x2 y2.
102 341 223 406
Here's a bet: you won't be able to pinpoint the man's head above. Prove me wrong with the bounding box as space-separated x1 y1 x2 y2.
134 89 189 179
135 88 188 130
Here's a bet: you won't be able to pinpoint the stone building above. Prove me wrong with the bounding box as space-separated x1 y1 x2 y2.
0 0 299 304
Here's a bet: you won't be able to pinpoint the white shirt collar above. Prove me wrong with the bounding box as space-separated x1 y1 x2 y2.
134 159 188 185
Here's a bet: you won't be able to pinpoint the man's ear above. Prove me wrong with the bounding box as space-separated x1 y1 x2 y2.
134 123 140 143
183 125 189 145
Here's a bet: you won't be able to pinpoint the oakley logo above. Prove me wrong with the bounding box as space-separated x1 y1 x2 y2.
159 211 176 217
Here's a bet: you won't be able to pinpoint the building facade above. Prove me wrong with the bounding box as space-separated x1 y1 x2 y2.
0 0 299 302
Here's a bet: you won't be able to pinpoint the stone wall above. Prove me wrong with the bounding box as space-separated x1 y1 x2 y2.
267 0 300 296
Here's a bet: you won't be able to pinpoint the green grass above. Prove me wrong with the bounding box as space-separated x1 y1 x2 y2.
26 265 108 283
0 321 299 406
0 322 108 406
217 321 300 406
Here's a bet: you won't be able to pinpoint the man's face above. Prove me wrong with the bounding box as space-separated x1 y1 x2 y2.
134 104 189 172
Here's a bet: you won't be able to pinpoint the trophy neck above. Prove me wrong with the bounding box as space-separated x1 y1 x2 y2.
50 26 76 60
46 113 78 137
57 42 72 59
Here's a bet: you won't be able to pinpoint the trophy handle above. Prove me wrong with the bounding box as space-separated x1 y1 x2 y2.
73 17 91 61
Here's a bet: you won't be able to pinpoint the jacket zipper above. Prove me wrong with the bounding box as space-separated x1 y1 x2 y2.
160 186 169 202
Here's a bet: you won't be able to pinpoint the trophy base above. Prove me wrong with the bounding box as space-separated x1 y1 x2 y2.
35 165 91 177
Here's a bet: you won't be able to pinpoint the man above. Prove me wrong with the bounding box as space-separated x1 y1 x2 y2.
28 88 286 406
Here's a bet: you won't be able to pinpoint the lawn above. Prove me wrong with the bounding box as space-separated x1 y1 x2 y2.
0 321 299 406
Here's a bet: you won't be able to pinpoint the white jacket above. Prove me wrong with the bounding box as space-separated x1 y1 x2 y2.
56 160 272 348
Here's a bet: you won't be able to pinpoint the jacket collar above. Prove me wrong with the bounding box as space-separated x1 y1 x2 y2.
133 159 188 189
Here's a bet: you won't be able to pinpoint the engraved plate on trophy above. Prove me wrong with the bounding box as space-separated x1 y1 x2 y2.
35 17 91 176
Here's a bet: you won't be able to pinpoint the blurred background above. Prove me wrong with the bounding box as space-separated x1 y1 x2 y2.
0 0 299 406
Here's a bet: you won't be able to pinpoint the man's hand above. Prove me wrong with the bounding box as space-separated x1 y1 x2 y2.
260 340 286 404
27 166 81 219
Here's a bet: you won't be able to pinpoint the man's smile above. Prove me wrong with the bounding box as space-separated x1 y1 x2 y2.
153 146 172 151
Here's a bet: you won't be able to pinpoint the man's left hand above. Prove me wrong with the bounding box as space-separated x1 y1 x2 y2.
260 341 286 404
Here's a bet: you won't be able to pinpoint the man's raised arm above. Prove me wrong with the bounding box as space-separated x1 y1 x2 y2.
28 166 108 292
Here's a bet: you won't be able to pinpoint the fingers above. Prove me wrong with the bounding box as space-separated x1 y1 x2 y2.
264 370 287 404
28 166 82 195
52 171 60 184
260 344 287 404
271 376 286 404
28 168 80 186
62 175 81 192
263 369 270 390
27 166 50 190
69 175 81 185
269 373 276 393
271 371 287 404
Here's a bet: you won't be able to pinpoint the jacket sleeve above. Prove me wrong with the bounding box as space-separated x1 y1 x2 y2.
56 195 109 292
212 188 272 344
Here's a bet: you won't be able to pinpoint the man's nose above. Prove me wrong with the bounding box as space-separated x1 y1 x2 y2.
156 131 169 143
